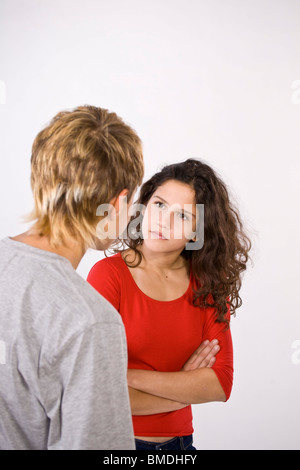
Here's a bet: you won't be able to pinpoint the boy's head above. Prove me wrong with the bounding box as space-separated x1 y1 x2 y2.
28 105 144 250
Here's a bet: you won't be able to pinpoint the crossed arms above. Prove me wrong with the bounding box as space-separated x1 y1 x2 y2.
128 340 226 415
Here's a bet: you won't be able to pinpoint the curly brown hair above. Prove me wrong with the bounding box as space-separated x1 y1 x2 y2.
112 158 251 324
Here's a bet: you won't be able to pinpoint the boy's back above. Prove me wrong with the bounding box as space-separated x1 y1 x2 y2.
0 237 134 450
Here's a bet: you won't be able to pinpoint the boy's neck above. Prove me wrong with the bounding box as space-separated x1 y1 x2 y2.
11 231 85 270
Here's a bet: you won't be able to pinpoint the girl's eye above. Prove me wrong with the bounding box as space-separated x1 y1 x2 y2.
155 201 166 209
176 212 189 221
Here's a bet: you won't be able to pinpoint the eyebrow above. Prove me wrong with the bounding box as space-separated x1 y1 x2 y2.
153 195 196 218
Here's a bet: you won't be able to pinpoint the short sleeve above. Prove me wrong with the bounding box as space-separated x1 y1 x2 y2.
87 258 121 311
202 307 234 401
46 322 135 450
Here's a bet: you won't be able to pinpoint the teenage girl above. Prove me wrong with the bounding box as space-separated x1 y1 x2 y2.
87 159 251 450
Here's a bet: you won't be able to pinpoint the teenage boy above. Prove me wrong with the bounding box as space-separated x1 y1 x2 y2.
0 106 144 450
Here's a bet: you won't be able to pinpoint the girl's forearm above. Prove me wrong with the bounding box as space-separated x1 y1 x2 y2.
128 368 226 404
128 387 189 415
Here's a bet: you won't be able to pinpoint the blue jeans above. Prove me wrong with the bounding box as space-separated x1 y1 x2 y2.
135 434 196 450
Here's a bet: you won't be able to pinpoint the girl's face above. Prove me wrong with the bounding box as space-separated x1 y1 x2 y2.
141 179 197 252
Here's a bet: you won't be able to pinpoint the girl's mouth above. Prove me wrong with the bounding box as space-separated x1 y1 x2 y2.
150 231 168 240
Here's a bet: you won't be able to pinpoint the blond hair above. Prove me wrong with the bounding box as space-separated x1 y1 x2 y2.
27 105 144 249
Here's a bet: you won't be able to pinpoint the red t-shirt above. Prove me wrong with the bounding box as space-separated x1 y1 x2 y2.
87 253 234 437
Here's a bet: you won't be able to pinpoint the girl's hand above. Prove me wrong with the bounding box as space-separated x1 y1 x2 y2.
181 340 220 371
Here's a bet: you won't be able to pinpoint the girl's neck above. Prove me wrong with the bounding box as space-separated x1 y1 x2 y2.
138 244 187 272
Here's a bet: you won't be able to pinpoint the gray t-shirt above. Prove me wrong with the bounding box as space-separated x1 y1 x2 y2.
0 237 135 450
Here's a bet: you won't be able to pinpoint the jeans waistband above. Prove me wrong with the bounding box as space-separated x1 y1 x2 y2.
135 434 194 450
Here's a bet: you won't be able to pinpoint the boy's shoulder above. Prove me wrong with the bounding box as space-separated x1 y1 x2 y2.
0 237 122 329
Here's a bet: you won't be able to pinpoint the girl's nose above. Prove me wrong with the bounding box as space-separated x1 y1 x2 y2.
158 210 170 228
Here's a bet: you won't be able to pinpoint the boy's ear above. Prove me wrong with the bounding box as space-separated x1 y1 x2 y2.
109 189 129 215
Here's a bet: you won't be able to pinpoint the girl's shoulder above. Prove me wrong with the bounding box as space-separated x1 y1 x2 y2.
87 253 128 311
88 252 126 278
100 252 124 266
88 250 140 286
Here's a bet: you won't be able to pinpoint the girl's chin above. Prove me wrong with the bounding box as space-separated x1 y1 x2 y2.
142 237 187 252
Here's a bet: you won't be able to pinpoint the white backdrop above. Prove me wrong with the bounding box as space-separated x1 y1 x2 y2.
0 0 299 450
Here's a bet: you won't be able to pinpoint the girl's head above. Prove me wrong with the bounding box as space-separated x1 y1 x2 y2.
140 178 198 254
119 158 251 323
